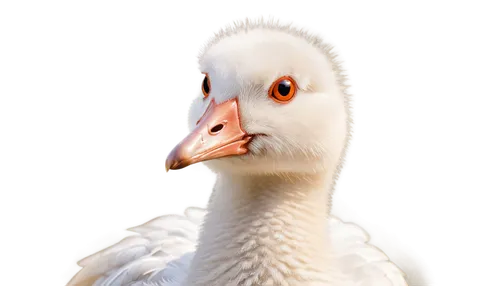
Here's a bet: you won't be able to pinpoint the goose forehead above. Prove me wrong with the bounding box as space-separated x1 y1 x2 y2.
199 29 333 89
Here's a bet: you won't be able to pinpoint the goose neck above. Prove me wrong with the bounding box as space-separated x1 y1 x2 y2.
185 172 335 285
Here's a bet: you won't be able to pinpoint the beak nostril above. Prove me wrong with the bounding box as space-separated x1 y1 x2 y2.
209 123 225 134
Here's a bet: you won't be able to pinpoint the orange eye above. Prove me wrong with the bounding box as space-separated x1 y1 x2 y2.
268 76 297 103
201 73 211 98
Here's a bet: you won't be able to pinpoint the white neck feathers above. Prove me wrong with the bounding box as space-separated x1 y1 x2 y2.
184 172 336 286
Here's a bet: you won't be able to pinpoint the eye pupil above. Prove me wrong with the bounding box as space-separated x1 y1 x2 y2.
277 80 291 96
202 76 210 94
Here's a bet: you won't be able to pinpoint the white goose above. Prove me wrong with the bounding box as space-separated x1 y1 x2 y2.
68 20 409 286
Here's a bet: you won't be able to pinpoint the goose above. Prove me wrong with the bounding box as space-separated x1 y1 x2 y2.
68 19 409 286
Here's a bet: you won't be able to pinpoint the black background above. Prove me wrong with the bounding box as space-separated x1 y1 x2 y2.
52 7 447 282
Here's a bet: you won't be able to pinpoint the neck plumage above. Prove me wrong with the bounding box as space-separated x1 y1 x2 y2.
184 172 336 286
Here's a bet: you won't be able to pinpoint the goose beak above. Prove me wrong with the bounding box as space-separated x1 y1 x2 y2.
165 98 251 171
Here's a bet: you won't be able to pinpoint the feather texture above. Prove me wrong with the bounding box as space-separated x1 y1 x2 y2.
68 19 410 286
328 217 408 286
68 208 205 286
68 207 407 286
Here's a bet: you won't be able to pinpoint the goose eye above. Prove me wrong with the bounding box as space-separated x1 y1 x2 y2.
269 76 297 103
201 74 211 98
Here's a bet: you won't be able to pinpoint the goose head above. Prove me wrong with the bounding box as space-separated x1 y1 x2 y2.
166 23 350 176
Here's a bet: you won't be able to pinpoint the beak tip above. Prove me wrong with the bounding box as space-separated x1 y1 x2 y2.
162 153 173 176
165 156 181 172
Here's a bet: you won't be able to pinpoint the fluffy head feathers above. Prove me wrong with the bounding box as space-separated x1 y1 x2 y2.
190 19 352 182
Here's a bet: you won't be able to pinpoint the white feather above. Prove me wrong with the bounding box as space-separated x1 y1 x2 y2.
69 19 412 286
329 217 407 286
68 207 406 286
68 208 204 286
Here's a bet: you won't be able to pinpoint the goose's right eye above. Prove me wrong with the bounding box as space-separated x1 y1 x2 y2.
268 76 297 103
202 74 211 98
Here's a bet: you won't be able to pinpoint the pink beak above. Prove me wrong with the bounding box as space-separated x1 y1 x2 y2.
165 98 252 171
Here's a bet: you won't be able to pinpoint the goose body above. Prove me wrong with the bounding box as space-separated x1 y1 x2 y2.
69 208 406 286
69 20 409 286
